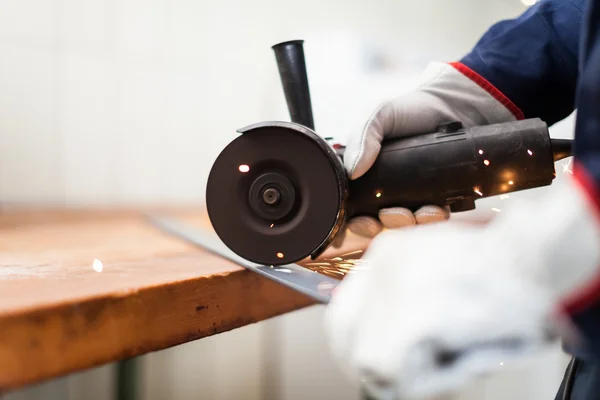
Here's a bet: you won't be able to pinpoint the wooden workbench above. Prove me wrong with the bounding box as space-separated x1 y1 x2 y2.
0 208 372 392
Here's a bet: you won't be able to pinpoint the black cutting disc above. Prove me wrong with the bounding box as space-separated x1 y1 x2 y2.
206 121 347 265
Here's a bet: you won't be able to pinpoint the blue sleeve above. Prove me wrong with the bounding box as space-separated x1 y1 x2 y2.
573 0 600 184
568 0 600 360
460 0 584 126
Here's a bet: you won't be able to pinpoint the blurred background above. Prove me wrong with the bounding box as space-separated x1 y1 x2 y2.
0 0 576 398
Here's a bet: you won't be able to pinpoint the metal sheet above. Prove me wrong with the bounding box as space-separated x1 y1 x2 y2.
147 215 339 304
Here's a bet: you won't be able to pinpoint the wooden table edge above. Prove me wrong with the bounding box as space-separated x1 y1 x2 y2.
0 263 316 391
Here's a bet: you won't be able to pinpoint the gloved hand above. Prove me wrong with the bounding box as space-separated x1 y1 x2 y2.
342 61 522 238
325 168 600 399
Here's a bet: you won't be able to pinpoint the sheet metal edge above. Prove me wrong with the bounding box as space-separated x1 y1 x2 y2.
146 214 338 303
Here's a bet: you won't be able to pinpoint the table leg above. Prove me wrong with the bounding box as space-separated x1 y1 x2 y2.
116 358 139 400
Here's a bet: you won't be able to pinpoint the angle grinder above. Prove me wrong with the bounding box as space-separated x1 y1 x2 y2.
206 40 573 266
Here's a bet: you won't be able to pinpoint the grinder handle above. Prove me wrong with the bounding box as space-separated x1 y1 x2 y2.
272 40 315 130
340 119 564 217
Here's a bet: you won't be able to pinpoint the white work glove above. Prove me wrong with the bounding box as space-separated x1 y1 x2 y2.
325 168 600 399
342 62 520 238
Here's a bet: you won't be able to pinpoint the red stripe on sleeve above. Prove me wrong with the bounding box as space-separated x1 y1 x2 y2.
561 276 600 315
448 62 525 121
573 162 600 220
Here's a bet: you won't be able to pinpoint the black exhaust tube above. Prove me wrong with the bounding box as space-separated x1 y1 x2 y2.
551 139 573 162
271 40 315 130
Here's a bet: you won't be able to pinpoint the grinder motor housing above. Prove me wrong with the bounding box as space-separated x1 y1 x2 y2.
348 118 557 216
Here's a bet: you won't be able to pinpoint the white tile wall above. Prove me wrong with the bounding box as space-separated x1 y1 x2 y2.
0 0 573 399
60 52 120 204
58 0 114 51
0 0 58 44
0 43 62 204
140 322 263 400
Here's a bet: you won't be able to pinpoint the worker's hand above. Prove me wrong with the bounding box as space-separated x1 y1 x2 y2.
343 61 520 238
325 169 600 399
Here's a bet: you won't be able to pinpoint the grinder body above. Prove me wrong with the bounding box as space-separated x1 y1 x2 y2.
205 40 571 266
206 118 562 265
348 118 555 216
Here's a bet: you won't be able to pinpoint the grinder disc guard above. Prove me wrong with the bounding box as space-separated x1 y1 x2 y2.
206 121 348 265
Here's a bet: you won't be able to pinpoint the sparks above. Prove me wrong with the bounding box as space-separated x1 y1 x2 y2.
376 192 382 198
527 149 533 156
483 160 490 166
276 252 284 259
478 149 484 155
492 208 502 212
562 159 573 174
238 164 250 173
473 187 483 196
350 261 371 271
340 250 364 257
92 259 103 272
301 256 372 279
270 224 274 228
508 180 514 185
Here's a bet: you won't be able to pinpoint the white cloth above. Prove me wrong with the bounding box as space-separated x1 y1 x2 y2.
343 62 517 238
324 173 600 399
